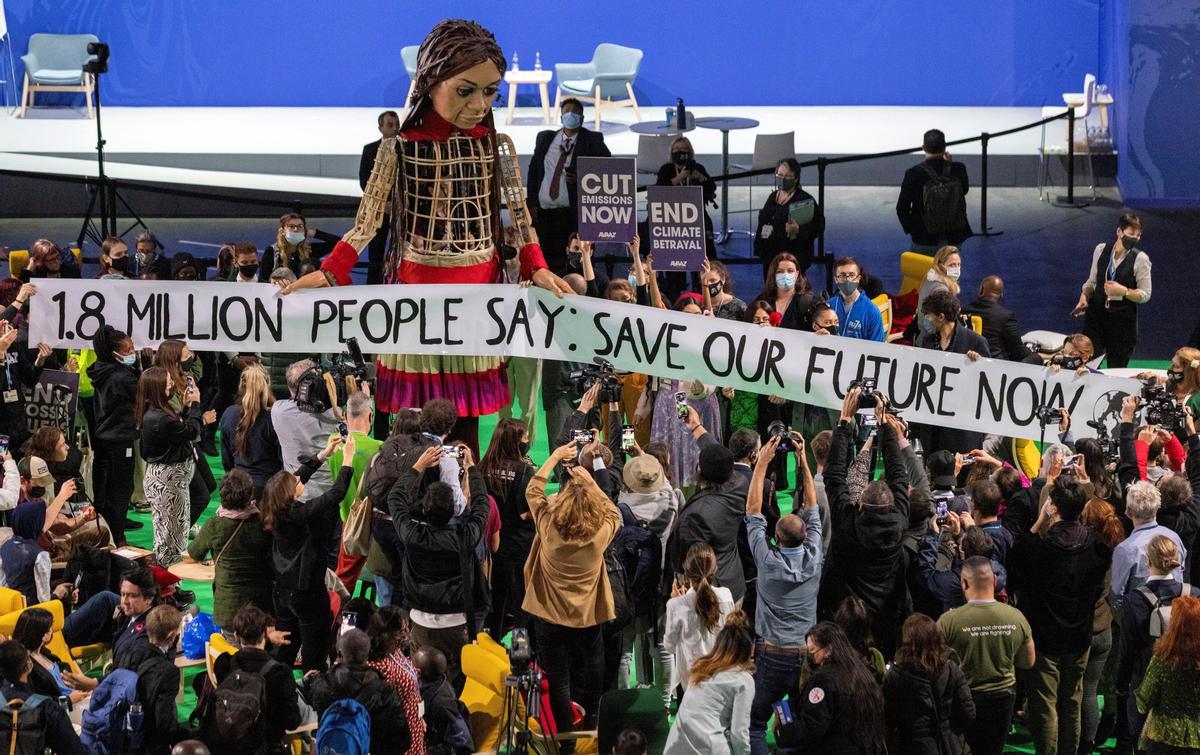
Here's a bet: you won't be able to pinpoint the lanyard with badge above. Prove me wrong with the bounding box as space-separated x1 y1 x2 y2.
1105 245 1130 309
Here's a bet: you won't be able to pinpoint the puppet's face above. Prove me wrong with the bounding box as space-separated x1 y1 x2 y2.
430 60 502 130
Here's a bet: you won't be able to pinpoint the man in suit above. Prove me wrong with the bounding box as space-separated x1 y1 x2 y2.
963 275 1032 362
526 98 611 275
896 129 972 252
359 110 401 285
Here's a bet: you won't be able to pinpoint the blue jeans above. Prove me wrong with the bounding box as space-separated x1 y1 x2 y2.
374 575 396 607
750 640 804 755
62 591 120 647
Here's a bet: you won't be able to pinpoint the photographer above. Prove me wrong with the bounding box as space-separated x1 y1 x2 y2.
271 359 340 501
389 443 490 691
818 387 910 656
918 512 1006 613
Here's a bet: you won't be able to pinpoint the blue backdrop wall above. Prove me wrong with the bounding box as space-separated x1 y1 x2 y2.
4 0 1104 108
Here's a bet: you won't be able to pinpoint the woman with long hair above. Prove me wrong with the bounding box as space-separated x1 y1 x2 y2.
883 614 975 755
663 543 735 698
700 259 746 321
1078 497 1125 752
915 245 962 337
1119 536 1200 751
1135 594 1200 753
87 324 141 542
366 605 426 754
479 418 537 639
11 606 97 705
219 364 282 497
154 339 215 528
778 622 886 754
663 610 754 755
834 594 886 680
136 366 213 566
261 432 352 672
260 213 339 282
1076 436 1123 508
523 439 622 741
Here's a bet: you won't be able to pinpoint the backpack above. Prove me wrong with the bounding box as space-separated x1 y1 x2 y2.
315 698 372 755
0 690 49 755
605 544 635 631
920 161 965 236
364 433 427 509
612 509 664 622
81 668 144 755
1140 583 1192 638
201 655 281 750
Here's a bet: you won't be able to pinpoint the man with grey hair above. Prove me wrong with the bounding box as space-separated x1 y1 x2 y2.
1110 480 1186 610
270 359 339 501
301 628 410 746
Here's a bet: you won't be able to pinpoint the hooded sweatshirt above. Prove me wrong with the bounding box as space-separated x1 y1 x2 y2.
88 359 140 443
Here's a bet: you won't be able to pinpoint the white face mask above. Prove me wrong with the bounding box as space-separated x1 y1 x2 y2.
285 231 306 245
946 265 962 280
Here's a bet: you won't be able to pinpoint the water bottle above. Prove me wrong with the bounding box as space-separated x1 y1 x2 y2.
512 52 520 71
676 98 687 133
179 604 197 643
126 702 143 733
534 52 542 71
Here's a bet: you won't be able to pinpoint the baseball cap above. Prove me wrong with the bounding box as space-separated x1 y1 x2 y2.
25 456 55 487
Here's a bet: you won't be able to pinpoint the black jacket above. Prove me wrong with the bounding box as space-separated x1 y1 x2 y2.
962 295 1032 362
897 157 972 246
213 647 303 746
820 423 910 619
88 359 140 444
1117 578 1200 695
777 664 886 755
754 188 825 269
671 469 747 603
132 645 189 755
390 466 491 616
525 127 611 211
303 663 410 750
1008 521 1111 655
139 405 202 465
219 405 284 492
883 661 975 755
1002 478 1046 545
270 456 351 592
485 459 537 557
0 342 43 452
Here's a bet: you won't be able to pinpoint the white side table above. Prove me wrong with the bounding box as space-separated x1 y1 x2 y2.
504 69 553 125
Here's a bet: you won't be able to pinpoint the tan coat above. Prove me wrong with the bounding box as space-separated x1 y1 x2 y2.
521 475 621 628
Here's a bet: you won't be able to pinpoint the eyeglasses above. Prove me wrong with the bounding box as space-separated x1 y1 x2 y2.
834 273 859 281
284 223 305 232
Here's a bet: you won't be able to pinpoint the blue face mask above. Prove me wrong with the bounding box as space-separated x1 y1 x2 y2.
775 272 796 291
562 111 583 130
628 273 638 287
120 353 136 366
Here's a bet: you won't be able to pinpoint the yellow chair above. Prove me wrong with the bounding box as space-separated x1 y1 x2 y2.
872 294 904 344
969 315 984 336
900 251 935 295
0 588 25 616
461 641 511 752
0 600 95 674
6 247 83 279
1013 438 1043 479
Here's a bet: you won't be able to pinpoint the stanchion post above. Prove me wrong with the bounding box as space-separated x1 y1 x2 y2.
977 132 1003 237
1066 108 1076 204
817 157 831 293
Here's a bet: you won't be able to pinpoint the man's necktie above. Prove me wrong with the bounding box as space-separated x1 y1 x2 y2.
548 138 574 200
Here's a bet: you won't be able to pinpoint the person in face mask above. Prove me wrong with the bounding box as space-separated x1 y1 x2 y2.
133 231 171 279
526 98 612 276
1072 212 1152 369
98 236 131 278
753 158 825 279
86 324 143 542
700 258 746 321
828 256 886 342
655 137 717 296
1137 347 1200 418
262 213 340 283
914 245 962 338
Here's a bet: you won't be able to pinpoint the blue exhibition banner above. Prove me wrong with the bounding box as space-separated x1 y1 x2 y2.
646 185 706 271
576 157 637 243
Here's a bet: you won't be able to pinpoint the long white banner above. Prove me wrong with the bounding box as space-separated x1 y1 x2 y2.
30 280 1138 440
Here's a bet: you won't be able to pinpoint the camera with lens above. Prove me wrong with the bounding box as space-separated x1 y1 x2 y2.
767 420 794 453
296 336 372 414
1085 420 1120 465
1036 405 1063 427
1142 379 1187 433
849 378 877 409
1049 354 1084 370
569 358 622 404
508 628 533 677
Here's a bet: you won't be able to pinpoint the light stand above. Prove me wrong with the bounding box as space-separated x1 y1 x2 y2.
76 42 149 248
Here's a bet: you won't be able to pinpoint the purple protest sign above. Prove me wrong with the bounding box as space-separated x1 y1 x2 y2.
646 185 706 271
576 157 636 243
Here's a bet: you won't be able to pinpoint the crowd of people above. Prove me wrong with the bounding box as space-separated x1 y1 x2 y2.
0 105 1195 755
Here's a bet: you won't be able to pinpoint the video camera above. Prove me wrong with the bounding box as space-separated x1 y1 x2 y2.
1085 420 1120 466
295 337 371 414
767 420 794 453
569 358 622 404
849 378 878 409
1036 405 1063 427
509 628 533 677
1142 379 1187 433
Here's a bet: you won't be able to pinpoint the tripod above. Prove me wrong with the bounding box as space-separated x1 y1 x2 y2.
76 60 149 248
498 668 557 754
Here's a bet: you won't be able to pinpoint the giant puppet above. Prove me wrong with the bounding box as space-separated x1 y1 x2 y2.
288 19 571 448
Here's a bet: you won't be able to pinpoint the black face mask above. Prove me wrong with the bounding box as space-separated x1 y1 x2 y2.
238 263 259 278
671 151 692 165
110 256 130 273
29 486 45 499
518 441 531 457
1167 370 1184 385
181 357 196 372
707 281 723 297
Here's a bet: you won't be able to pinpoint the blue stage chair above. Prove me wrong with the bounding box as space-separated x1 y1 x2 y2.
554 43 643 129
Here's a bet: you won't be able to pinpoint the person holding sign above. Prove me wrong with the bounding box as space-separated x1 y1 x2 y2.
754 158 825 278
654 137 717 285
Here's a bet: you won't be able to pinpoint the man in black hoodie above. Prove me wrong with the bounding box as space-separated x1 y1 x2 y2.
818 387 910 656
1008 474 1111 755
